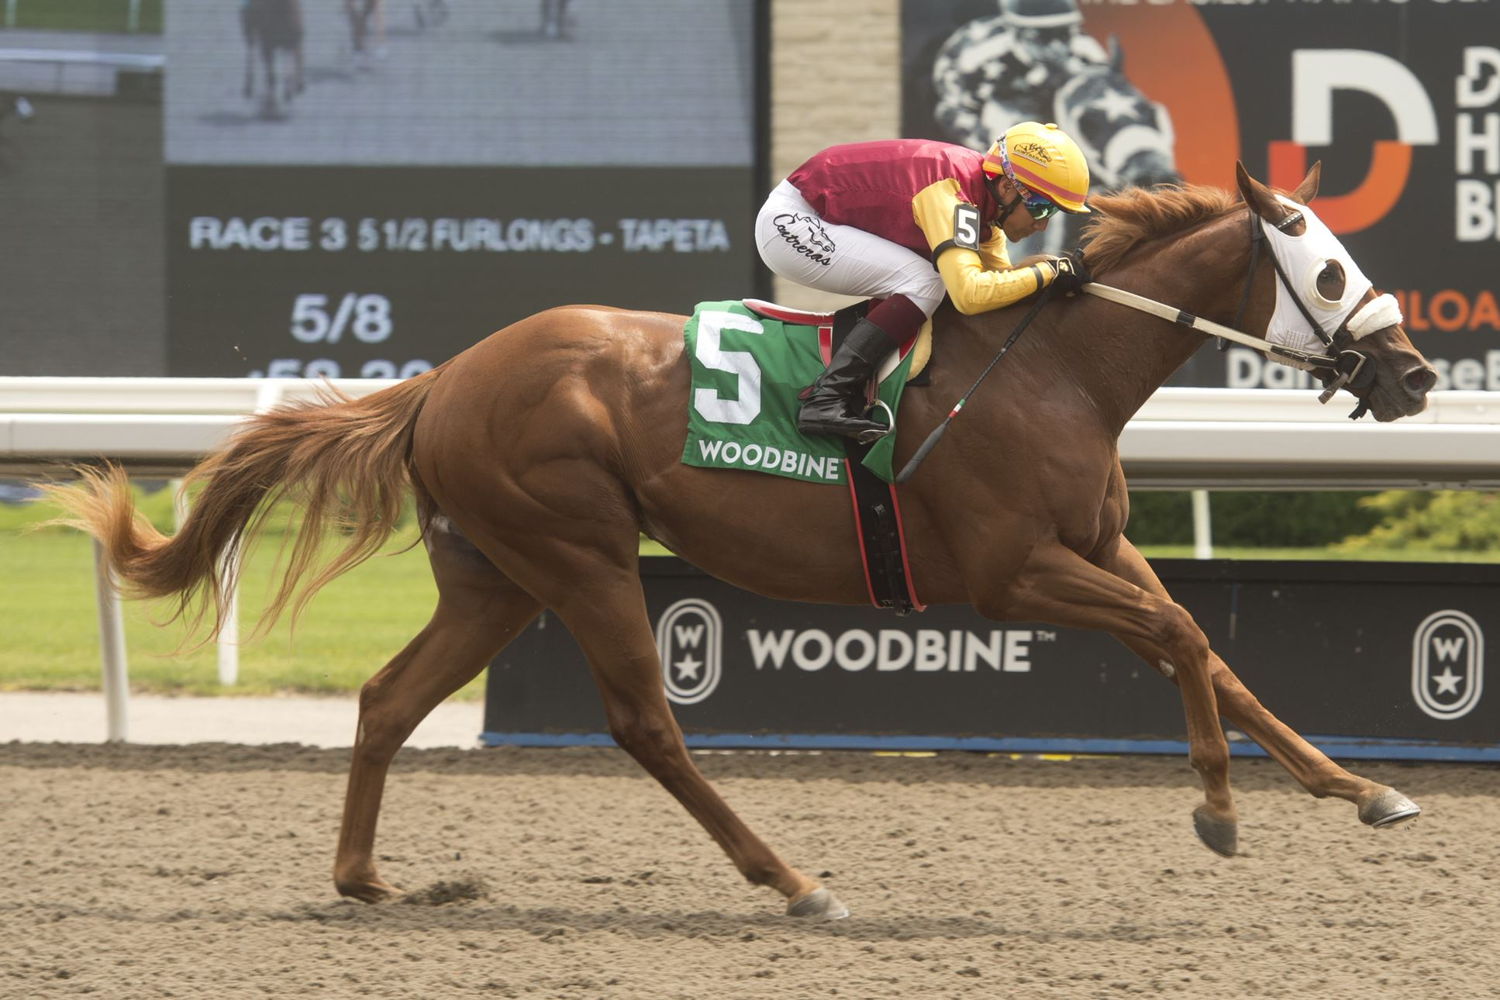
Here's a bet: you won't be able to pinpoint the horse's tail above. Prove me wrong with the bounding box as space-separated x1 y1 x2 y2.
42 367 446 640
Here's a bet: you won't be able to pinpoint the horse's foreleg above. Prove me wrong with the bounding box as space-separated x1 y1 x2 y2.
995 541 1238 855
333 525 541 903
1102 537 1420 829
550 564 846 918
345 0 367 52
261 47 277 115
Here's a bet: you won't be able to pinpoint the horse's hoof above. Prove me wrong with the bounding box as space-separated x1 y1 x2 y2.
1359 788 1421 828
786 887 849 920
1192 805 1238 857
335 877 404 903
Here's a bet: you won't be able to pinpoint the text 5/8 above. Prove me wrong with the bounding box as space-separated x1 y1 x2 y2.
291 293 393 343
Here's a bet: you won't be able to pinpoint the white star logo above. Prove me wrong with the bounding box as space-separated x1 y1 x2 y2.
1431 667 1464 697
1093 89 1142 123
674 655 703 682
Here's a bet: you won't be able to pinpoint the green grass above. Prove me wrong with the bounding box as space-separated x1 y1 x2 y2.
9 0 163 33
0 526 449 699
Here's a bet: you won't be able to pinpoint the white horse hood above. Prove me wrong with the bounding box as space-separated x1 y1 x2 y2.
1261 194 1401 360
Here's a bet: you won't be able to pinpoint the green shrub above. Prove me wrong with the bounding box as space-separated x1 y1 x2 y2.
1338 491 1500 553
1126 491 1381 548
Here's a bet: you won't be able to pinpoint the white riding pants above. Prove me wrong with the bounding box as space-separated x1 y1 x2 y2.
755 180 947 316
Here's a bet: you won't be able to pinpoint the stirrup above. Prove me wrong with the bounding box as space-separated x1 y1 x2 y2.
857 400 895 444
797 399 893 443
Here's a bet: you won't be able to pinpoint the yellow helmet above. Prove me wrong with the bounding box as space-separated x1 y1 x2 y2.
982 121 1091 214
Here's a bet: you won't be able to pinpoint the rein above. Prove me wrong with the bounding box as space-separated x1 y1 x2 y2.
1082 207 1396 419
1082 282 1373 417
894 205 1392 484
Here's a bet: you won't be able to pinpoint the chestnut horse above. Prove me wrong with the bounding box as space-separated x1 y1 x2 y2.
48 164 1437 920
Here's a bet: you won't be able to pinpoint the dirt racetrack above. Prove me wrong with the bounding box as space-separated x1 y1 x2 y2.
2 743 1497 1000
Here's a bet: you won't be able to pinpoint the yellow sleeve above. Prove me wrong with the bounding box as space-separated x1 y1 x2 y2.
910 179 1057 315
936 249 1053 315
976 228 1010 272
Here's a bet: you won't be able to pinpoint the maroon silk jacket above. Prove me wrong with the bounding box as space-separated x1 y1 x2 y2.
786 139 1000 256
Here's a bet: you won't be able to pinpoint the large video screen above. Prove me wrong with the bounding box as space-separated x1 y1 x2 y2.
902 0 1500 391
165 0 765 378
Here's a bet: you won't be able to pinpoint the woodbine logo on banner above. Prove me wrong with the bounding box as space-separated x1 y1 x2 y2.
659 597 1491 721
486 560 1498 757
656 598 1040 706
901 0 1500 392
1412 609 1485 721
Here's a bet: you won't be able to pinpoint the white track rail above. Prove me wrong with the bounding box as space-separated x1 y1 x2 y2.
3 379 1497 488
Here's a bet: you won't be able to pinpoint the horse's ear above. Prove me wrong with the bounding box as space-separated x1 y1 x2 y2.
1290 160 1322 204
1235 161 1280 219
1107 34 1123 72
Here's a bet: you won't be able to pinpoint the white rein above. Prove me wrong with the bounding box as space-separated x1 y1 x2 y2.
1078 282 1402 404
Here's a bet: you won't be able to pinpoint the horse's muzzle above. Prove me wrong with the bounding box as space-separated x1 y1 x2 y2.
1374 362 1438 420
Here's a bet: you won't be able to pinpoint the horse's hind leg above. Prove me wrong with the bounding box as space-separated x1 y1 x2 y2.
259 48 278 116
283 50 298 105
559 570 847 918
241 9 255 98
1103 537 1420 830
292 44 305 96
333 519 542 902
474 521 845 918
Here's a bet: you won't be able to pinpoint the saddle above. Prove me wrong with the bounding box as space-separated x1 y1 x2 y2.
741 298 935 385
717 298 929 615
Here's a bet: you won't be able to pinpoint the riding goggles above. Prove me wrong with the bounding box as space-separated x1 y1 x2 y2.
1016 187 1061 220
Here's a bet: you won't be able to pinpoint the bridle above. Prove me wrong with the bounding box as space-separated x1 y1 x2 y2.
1081 204 1402 420
1232 206 1382 416
896 200 1400 483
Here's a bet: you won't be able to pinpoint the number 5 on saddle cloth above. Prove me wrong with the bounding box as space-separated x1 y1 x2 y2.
682 298 932 613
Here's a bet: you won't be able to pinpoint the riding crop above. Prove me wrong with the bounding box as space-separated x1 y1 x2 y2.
894 281 1060 483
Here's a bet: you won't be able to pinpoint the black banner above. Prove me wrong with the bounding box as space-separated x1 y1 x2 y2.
486 558 1498 760
901 0 1500 391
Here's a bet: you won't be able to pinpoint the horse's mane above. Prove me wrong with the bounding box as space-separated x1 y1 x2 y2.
1082 184 1242 274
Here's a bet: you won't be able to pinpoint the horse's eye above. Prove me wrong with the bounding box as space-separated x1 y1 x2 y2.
1314 259 1345 304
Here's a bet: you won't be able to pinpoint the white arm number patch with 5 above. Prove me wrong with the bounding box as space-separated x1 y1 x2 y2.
952 203 981 251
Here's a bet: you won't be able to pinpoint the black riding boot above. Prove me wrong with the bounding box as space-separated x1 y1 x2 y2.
796 317 898 442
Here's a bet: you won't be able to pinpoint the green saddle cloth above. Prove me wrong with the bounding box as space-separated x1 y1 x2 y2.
681 300 915 484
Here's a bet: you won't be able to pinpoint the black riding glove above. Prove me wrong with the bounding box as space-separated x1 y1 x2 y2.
1049 248 1092 294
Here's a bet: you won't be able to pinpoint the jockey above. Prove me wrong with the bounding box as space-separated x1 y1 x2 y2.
932 0 1108 151
755 121 1092 442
